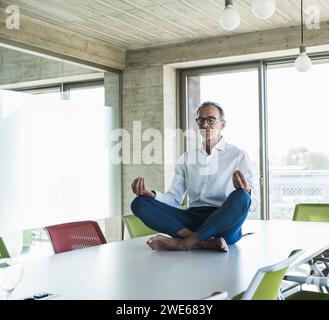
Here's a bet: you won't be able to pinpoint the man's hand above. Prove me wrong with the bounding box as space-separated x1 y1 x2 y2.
233 170 251 194
131 177 155 198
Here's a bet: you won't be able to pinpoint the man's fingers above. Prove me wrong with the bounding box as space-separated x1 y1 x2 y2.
132 177 151 196
131 179 138 193
136 178 142 195
238 171 248 188
236 176 244 188
141 178 146 194
233 171 244 189
232 175 238 189
233 170 250 191
232 172 238 188
132 177 142 195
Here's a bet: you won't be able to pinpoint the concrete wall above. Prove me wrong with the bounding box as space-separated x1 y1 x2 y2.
0 8 125 70
163 65 178 192
122 65 164 214
127 22 329 68
0 47 101 88
122 22 329 212
104 72 122 240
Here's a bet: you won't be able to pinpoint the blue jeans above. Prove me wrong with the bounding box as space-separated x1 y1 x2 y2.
131 189 251 245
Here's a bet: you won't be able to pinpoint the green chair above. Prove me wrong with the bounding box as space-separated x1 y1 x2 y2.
284 275 329 300
123 215 157 239
293 203 329 223
0 237 10 259
282 203 329 298
293 203 329 270
208 249 303 300
286 290 329 300
123 205 189 239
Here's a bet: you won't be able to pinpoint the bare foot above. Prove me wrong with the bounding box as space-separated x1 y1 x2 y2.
198 237 229 252
146 235 197 251
147 235 185 251
176 228 195 239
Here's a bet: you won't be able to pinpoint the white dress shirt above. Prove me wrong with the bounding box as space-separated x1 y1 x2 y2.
155 137 258 212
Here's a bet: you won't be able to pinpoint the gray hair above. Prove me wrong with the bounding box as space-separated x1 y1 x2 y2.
197 101 225 120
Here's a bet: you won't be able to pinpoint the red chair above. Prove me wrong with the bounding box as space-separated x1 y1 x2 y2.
45 221 107 254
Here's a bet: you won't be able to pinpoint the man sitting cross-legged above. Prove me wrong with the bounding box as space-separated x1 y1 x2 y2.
131 101 257 252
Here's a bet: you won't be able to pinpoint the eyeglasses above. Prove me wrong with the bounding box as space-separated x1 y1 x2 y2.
195 117 221 126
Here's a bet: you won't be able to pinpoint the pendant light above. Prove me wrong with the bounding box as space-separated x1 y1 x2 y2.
219 0 240 31
295 0 312 72
251 0 276 19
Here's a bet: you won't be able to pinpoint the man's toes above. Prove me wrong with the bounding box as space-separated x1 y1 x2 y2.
149 242 161 251
147 237 156 244
220 238 229 251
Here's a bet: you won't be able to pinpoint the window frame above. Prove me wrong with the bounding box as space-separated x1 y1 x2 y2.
179 52 329 220
13 79 105 94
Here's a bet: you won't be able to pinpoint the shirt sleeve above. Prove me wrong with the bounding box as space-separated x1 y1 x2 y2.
238 151 258 213
153 154 187 208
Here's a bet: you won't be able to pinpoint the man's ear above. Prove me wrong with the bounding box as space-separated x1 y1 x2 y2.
221 120 226 129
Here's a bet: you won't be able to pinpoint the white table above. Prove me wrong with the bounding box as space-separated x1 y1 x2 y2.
13 220 329 300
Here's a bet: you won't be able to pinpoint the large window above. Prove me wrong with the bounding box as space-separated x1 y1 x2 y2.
182 57 329 220
0 44 121 258
0 83 111 231
183 66 260 219
268 61 329 219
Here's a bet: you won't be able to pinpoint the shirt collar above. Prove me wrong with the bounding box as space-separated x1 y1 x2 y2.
214 137 226 151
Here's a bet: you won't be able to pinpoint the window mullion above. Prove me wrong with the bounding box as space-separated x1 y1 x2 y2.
258 61 270 220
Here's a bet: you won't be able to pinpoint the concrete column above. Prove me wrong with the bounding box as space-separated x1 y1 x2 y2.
104 71 122 241
122 65 165 215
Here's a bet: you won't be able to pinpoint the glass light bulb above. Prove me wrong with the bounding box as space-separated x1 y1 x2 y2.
252 0 276 19
295 52 312 72
219 5 240 31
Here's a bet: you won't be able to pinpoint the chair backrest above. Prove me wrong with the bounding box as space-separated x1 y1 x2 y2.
241 249 304 300
0 237 10 259
293 203 329 222
45 221 107 254
122 215 157 239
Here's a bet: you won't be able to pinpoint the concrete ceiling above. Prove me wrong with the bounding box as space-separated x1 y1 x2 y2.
1 0 328 50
